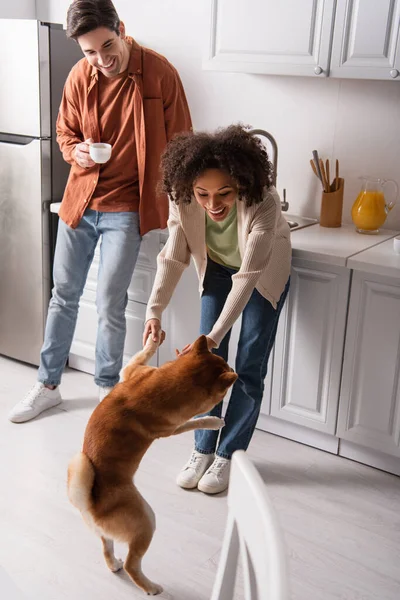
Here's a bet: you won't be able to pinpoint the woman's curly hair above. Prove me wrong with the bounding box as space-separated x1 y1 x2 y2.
159 124 274 206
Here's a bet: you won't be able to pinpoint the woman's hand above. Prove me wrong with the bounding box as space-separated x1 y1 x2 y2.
176 336 217 357
143 319 163 347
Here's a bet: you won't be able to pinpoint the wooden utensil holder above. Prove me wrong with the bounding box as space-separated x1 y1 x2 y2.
320 178 344 228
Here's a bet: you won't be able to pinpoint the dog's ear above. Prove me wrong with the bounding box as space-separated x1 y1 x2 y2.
192 335 209 354
217 371 238 392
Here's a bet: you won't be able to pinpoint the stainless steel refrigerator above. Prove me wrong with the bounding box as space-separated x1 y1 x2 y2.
0 19 82 365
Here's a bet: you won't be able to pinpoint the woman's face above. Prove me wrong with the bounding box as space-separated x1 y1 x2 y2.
193 169 237 222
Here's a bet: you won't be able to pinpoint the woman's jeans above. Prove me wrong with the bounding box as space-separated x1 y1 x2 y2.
195 258 290 459
37 209 141 388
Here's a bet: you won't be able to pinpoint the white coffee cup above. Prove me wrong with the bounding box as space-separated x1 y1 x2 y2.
393 236 400 254
89 142 112 164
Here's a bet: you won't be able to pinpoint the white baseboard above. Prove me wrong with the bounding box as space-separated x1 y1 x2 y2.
339 440 400 477
68 354 95 376
256 413 339 454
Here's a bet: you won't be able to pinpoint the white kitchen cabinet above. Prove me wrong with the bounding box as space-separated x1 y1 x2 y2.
68 232 159 374
204 0 336 77
157 258 202 365
337 270 400 459
270 258 351 435
68 288 157 373
226 317 273 419
157 254 274 426
330 0 400 80
204 0 400 81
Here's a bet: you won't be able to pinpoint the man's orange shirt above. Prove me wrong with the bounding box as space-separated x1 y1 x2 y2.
56 38 192 235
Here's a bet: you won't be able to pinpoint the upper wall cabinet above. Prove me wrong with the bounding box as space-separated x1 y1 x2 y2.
204 0 336 77
203 0 400 80
330 0 400 80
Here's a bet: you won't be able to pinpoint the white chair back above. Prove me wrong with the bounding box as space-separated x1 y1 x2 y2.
211 451 289 600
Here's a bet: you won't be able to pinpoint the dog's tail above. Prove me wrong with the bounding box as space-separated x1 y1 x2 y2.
67 452 95 512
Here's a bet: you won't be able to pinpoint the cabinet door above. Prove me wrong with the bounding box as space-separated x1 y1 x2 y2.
271 259 350 434
225 317 273 418
203 0 336 77
337 271 400 458
69 240 157 374
157 258 202 365
330 0 400 80
69 293 157 374
158 258 273 417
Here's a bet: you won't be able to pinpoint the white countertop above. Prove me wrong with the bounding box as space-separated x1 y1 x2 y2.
347 237 400 279
291 224 399 267
50 202 400 275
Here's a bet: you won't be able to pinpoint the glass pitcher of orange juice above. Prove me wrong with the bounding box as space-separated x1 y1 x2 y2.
351 176 398 234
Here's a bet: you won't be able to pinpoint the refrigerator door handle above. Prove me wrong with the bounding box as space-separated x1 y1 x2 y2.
0 134 38 146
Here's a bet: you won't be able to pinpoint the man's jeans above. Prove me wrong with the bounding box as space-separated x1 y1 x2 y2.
38 209 141 387
195 258 290 459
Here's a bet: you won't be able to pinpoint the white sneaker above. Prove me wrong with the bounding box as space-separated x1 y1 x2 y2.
176 450 214 489
98 386 114 402
198 456 231 494
8 382 62 423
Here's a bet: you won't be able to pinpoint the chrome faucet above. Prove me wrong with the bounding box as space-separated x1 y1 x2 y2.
250 128 289 212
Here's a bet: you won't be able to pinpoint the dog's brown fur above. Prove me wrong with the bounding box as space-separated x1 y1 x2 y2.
67 335 237 595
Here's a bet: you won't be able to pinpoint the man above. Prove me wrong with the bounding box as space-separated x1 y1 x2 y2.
9 0 192 423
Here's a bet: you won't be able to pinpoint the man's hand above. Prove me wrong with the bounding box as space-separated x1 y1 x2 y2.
143 319 163 347
176 336 217 357
74 138 95 169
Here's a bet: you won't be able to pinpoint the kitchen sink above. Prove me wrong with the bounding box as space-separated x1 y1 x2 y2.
284 214 318 231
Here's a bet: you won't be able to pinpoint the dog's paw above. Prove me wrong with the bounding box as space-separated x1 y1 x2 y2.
110 558 123 572
145 582 163 595
205 416 225 430
146 330 166 349
145 336 159 351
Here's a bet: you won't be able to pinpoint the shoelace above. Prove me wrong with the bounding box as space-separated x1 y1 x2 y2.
187 453 209 473
207 459 230 479
21 384 46 407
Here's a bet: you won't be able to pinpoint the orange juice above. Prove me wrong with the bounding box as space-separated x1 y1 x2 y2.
351 190 387 232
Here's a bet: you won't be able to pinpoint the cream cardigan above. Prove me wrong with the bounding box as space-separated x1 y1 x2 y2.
145 187 292 347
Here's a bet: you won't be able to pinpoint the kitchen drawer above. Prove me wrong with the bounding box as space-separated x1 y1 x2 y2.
69 296 157 373
84 252 155 304
137 230 162 269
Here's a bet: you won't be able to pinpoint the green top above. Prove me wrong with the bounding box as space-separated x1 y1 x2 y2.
205 203 242 269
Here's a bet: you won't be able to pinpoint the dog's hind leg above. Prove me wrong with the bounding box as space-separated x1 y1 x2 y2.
120 336 160 381
101 537 123 572
124 528 162 595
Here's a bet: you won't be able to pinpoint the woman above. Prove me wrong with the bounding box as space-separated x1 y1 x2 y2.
143 125 291 494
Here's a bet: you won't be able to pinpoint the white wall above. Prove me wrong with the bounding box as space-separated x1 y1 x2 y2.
0 0 35 19
36 0 400 228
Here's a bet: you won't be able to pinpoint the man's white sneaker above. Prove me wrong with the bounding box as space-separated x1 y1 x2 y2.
198 456 231 494
176 450 214 489
8 382 62 423
98 386 114 402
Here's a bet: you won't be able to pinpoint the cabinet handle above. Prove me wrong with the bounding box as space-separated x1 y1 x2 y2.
314 66 323 75
390 69 399 78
